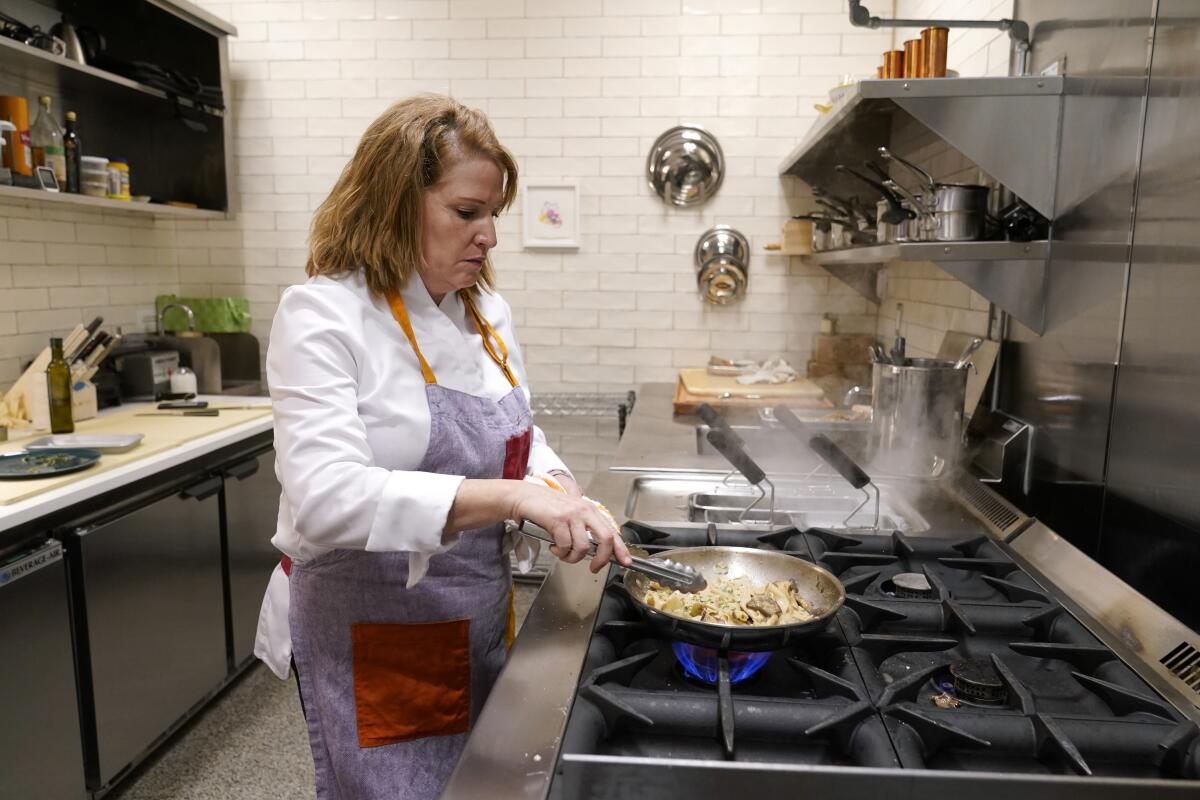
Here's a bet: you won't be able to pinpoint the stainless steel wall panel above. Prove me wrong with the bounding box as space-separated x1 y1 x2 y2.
1100 0 1200 631
999 3 1153 529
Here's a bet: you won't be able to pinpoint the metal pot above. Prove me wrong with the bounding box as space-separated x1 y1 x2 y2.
877 147 990 241
869 357 967 478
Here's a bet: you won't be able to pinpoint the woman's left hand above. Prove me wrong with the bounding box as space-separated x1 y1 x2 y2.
550 471 583 498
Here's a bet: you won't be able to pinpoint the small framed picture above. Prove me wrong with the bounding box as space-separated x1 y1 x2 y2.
522 181 580 250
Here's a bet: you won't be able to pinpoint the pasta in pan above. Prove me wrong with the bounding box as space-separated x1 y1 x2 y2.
642 573 814 627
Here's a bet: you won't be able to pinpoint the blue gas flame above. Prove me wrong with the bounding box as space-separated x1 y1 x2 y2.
671 641 771 684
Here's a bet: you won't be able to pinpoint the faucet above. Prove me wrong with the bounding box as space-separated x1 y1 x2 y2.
157 302 195 336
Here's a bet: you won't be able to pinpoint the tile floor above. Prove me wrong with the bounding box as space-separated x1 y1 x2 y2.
108 583 543 799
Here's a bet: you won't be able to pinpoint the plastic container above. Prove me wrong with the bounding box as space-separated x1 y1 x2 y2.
169 366 197 395
106 158 130 200
80 155 108 198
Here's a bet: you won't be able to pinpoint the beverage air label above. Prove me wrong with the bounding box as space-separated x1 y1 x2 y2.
0 541 63 587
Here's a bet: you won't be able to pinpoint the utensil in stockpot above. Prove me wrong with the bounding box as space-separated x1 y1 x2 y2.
891 303 907 365
952 337 985 370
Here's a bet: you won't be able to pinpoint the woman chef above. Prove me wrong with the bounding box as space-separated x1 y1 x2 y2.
254 94 632 799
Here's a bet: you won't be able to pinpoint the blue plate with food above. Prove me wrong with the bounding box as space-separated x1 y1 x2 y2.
0 448 102 479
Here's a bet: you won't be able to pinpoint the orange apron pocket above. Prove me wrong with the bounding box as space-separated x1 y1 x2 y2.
351 619 471 748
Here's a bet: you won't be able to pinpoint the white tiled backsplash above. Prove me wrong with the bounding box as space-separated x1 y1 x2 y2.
1 0 1017 394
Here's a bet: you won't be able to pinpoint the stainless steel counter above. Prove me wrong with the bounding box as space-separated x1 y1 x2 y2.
441 384 999 799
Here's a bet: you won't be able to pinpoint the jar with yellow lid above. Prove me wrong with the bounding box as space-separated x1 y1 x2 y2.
106 158 130 200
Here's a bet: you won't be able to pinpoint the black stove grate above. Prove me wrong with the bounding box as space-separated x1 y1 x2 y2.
550 522 1200 796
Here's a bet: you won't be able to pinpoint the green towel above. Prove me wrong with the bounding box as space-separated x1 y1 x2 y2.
155 295 252 334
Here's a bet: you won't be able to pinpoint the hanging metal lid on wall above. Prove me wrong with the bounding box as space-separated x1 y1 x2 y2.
694 225 750 305
646 125 725 207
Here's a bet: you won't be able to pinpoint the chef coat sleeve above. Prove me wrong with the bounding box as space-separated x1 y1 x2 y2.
494 293 572 479
267 285 463 555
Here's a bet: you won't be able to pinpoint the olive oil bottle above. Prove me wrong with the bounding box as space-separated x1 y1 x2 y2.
46 337 74 433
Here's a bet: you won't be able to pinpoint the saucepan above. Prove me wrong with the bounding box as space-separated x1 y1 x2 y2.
877 146 990 242
622 545 845 651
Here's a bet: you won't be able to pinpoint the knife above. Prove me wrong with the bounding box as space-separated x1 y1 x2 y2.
135 410 220 417
66 316 104 361
73 330 108 365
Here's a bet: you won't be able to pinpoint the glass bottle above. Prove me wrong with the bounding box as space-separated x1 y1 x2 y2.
31 96 66 183
46 337 75 434
63 111 81 193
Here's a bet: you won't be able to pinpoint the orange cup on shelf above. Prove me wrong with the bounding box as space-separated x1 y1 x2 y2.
922 26 949 78
882 50 905 79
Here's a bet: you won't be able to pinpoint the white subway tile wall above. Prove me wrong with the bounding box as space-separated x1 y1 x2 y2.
877 0 1015 357
0 0 900 395
0 1 1018 395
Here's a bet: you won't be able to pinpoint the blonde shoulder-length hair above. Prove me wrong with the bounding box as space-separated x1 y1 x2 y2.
306 94 518 298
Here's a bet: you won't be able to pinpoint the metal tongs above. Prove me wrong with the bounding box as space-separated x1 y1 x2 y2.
515 522 708 593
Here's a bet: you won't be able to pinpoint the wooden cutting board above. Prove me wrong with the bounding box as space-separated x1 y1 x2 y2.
678 368 825 398
674 373 830 415
0 405 272 505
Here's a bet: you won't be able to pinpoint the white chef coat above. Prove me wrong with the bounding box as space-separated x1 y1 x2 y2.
254 270 569 678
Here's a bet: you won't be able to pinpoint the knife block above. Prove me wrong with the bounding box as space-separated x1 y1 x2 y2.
28 375 98 430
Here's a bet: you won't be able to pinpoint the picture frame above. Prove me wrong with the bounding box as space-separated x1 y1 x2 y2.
522 181 580 250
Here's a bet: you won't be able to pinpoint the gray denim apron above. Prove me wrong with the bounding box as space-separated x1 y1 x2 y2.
289 289 532 799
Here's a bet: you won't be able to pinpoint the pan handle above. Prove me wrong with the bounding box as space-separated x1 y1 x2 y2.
808 434 871 490
772 405 872 490
877 146 937 194
697 403 744 448
705 429 766 486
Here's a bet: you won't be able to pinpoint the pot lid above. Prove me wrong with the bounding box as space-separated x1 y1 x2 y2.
646 124 725 207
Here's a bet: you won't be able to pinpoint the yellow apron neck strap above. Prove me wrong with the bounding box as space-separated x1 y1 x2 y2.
386 289 520 389
386 292 437 385
462 292 520 389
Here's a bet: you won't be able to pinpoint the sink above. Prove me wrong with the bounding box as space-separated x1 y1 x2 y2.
622 471 928 532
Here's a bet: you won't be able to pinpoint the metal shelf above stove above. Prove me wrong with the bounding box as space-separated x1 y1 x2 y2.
779 76 1066 220
804 240 1051 332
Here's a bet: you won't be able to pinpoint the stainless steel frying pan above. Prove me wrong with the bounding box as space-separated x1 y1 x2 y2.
622 546 846 652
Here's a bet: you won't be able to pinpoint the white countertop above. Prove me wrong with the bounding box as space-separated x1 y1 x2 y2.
0 395 274 535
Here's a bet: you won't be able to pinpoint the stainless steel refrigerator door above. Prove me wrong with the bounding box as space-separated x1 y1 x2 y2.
0 540 87 800
80 484 226 786
222 448 282 667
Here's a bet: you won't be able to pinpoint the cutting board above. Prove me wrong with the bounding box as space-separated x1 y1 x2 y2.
937 331 1000 420
678 368 825 399
674 372 830 415
0 405 272 505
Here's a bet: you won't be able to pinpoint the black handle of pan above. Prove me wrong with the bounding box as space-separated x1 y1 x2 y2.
705 429 766 486
808 434 871 490
773 405 871 490
697 403 744 449
835 164 905 218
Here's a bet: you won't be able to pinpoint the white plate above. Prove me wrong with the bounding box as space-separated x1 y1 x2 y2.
25 434 144 453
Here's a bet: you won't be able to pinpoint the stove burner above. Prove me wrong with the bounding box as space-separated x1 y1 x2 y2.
891 572 935 599
671 641 771 685
949 659 1008 706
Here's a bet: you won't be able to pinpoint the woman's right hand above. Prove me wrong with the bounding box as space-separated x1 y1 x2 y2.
510 483 633 573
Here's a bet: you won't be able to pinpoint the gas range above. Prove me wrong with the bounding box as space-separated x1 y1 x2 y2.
549 522 1200 798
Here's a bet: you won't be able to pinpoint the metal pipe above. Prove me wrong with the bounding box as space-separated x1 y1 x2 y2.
848 0 1031 76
